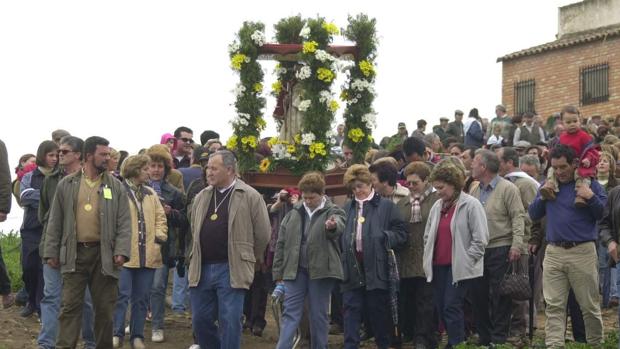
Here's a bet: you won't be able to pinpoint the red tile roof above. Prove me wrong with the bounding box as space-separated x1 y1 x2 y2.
497 24 620 62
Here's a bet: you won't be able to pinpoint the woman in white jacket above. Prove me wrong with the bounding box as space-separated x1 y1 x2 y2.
423 161 489 348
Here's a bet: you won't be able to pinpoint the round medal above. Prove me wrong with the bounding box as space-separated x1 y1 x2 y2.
84 203 93 212
210 213 218 221
358 216 365 223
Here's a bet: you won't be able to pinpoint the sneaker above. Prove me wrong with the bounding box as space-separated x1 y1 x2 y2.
125 325 130 335
188 345 200 349
20 303 36 318
2 293 15 309
151 329 164 343
131 338 145 349
113 336 123 348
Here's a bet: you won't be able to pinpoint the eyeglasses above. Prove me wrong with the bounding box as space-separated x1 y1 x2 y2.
179 137 194 144
58 149 74 155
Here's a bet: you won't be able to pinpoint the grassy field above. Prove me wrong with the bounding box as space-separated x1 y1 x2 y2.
0 230 23 292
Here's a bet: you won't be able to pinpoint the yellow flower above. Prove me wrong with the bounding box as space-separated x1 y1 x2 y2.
259 158 271 173
348 128 365 143
246 135 257 148
340 90 349 101
253 83 263 93
287 145 296 154
294 134 302 144
302 41 318 54
359 60 375 77
322 22 340 35
329 100 339 113
317 67 335 82
257 117 267 130
226 135 238 150
268 137 279 147
272 80 282 94
231 53 247 71
309 142 326 157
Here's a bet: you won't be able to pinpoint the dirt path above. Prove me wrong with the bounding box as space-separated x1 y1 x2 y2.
0 302 617 348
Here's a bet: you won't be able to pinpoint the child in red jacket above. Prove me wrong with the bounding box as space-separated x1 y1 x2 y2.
540 106 599 207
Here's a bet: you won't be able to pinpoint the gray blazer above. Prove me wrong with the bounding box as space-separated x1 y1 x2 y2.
423 192 489 284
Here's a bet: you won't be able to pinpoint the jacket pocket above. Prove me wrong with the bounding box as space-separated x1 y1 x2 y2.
60 245 67 265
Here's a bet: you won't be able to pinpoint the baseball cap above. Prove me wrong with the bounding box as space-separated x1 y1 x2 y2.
398 122 406 128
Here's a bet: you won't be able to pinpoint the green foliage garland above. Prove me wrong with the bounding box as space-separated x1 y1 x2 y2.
227 21 266 173
342 14 378 164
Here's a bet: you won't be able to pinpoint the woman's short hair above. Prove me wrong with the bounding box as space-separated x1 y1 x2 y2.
429 163 465 193
109 147 120 160
343 164 372 190
121 154 150 179
403 161 431 181
298 171 326 195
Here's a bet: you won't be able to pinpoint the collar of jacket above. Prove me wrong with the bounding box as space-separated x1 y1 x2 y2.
123 180 154 197
67 169 114 187
347 191 381 211
293 196 333 214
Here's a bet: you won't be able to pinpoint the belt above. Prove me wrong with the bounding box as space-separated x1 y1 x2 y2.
77 241 100 248
548 241 593 249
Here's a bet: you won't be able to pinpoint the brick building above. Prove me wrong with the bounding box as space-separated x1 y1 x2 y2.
498 0 620 120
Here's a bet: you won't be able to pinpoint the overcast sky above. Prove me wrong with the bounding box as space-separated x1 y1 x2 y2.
0 0 576 231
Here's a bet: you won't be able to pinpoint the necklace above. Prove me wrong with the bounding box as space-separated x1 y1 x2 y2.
210 187 234 221
83 180 99 212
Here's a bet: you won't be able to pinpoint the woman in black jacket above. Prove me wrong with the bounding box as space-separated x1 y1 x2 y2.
340 164 407 349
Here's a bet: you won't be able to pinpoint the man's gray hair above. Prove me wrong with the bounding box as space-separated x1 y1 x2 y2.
214 150 238 173
60 136 84 160
475 149 500 174
519 154 541 173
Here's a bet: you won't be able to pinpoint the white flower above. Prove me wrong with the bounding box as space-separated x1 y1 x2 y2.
244 56 251 63
295 66 311 80
239 113 251 120
325 129 336 138
362 112 377 129
299 24 311 39
301 132 316 145
276 67 287 75
297 99 311 112
232 84 246 98
351 98 358 104
315 49 335 63
228 41 240 54
319 90 332 104
239 118 249 126
250 30 265 47
272 143 288 160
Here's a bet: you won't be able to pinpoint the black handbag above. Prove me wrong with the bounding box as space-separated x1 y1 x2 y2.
499 260 531 301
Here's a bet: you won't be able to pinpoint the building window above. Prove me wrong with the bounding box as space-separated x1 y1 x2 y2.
514 79 535 116
581 63 609 105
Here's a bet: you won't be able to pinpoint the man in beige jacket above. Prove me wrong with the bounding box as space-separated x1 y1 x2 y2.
188 150 270 349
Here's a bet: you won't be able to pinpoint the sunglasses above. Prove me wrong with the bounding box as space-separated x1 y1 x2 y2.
179 137 194 144
58 149 75 155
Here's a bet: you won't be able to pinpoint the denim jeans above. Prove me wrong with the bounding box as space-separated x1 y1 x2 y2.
172 266 189 313
190 263 246 349
276 269 334 349
38 263 96 349
343 288 392 349
432 266 469 347
598 242 612 307
113 267 155 340
150 265 169 330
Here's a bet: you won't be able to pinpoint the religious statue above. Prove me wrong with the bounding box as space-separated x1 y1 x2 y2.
273 79 304 144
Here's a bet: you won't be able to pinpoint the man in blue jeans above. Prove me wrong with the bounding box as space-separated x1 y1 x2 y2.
37 136 96 349
187 150 270 349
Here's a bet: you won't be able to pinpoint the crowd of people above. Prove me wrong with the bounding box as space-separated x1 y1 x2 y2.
0 103 619 349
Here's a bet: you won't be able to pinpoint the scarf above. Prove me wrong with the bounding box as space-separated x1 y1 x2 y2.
441 193 460 216
410 186 433 223
126 179 145 202
354 189 375 253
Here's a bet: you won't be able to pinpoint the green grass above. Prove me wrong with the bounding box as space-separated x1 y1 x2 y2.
0 230 23 292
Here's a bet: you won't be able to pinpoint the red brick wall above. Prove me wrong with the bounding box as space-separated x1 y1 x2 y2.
501 36 620 120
